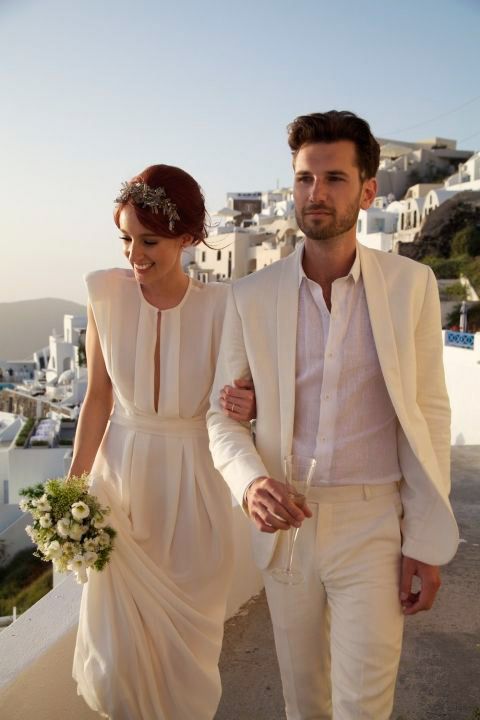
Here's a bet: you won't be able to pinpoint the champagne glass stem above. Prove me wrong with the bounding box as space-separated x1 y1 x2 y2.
285 527 300 573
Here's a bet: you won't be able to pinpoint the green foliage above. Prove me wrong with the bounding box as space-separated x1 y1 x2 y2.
15 418 35 447
421 256 464 278
0 548 52 615
451 225 480 257
0 538 7 564
443 282 467 300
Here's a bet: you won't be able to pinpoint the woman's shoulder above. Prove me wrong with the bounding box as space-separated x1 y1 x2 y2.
84 268 135 300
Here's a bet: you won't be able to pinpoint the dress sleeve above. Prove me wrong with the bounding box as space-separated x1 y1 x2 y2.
84 270 114 369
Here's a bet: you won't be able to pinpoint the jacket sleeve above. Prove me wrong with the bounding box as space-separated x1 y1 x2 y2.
414 266 451 495
206 285 269 506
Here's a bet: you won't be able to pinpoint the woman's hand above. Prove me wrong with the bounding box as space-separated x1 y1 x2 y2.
220 378 256 422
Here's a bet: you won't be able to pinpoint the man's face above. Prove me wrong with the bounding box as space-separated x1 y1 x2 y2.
293 141 376 242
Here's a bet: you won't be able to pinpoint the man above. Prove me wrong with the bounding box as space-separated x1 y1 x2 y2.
207 111 459 719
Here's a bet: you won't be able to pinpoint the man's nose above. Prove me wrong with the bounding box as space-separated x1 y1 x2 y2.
309 179 327 203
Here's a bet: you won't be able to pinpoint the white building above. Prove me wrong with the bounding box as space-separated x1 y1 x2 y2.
444 151 480 192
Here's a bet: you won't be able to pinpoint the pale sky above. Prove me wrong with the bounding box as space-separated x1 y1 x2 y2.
1 0 479 304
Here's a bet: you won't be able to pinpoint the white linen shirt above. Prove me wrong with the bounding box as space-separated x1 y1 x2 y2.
292 247 402 486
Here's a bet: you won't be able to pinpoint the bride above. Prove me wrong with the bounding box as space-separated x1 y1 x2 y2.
70 164 255 719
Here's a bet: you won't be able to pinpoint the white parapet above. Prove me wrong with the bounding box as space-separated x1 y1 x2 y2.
443 331 480 445
0 501 263 719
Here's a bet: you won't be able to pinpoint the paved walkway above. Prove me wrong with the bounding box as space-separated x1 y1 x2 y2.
216 446 480 720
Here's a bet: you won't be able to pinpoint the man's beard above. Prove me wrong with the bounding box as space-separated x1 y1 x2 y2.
295 198 361 242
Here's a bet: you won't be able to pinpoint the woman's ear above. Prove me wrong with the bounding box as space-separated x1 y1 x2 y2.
180 233 194 248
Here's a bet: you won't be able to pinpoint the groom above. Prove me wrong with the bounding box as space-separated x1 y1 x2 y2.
207 110 459 719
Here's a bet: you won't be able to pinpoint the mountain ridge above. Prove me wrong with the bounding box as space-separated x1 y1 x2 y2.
0 298 87 361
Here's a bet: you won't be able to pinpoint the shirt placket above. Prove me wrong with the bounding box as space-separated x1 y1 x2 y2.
313 278 349 483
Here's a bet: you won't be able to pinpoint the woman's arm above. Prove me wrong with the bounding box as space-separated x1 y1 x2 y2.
68 304 113 477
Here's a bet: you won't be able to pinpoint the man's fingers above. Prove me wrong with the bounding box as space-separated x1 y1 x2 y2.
247 477 309 530
400 556 442 614
400 559 415 603
233 377 253 390
251 512 278 534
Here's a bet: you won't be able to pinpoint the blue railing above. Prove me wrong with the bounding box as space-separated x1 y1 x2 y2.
444 331 475 350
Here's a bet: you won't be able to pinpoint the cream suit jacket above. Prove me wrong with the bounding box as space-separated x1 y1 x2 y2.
207 242 459 569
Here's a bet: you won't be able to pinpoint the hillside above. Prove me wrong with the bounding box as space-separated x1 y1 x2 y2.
398 191 480 261
0 298 87 361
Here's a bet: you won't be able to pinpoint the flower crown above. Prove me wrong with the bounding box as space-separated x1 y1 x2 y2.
115 181 180 232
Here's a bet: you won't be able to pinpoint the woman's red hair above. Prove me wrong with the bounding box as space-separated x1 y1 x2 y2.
114 164 208 245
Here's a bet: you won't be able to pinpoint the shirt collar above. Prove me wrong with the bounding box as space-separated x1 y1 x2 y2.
298 242 361 287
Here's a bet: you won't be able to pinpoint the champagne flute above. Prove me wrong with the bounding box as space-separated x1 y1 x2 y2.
270 454 316 585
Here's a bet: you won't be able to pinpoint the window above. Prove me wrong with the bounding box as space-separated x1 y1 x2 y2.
357 219 362 233
201 251 206 262
217 250 221 261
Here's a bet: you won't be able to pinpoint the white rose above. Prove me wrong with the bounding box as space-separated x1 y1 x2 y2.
68 523 86 541
56 518 71 538
36 495 52 512
68 555 88 584
46 540 62 559
71 501 90 521
19 498 30 512
97 531 111 548
62 541 75 557
83 538 97 553
92 514 107 529
84 551 98 566
39 514 52 528
25 525 35 539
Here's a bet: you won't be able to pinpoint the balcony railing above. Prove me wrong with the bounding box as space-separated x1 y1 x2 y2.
444 331 475 350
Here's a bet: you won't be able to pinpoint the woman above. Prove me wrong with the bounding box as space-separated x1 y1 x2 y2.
71 164 255 720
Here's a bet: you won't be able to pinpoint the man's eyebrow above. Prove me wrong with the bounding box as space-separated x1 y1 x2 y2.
326 170 349 177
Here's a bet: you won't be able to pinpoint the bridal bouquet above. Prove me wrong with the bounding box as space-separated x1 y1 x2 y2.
19 474 116 584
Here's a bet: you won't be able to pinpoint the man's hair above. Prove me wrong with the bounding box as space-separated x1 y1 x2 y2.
287 111 380 180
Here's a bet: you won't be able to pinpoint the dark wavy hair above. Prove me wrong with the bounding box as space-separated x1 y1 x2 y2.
287 111 380 180
114 164 208 245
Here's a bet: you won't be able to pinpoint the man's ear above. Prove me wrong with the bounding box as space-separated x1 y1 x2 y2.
360 178 377 210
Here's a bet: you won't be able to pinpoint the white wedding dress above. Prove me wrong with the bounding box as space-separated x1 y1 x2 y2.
73 269 234 720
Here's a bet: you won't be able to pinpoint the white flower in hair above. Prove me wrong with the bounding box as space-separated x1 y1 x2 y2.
115 181 180 232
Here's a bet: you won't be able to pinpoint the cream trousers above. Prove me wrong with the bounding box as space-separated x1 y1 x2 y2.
263 482 404 720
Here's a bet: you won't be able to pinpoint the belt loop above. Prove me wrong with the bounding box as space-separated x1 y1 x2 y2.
362 484 372 501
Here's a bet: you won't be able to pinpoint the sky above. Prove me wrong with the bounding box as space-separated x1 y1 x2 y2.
1 0 479 304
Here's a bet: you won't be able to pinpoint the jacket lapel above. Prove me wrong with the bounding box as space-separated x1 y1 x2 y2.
359 243 409 429
276 245 301 461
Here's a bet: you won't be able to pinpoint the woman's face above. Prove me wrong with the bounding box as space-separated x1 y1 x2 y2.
119 204 189 289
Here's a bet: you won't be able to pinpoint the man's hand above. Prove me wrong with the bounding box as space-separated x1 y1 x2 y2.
220 378 256 422
245 476 313 534
400 555 441 615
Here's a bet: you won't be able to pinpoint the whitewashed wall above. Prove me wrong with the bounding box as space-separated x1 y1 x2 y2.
443 332 480 445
